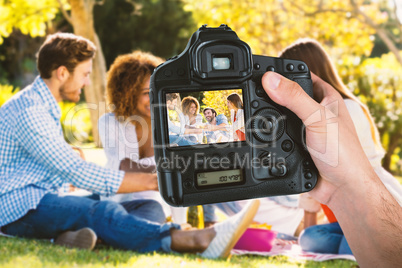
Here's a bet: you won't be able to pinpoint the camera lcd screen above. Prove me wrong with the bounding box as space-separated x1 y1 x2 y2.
166 89 246 147
197 169 243 187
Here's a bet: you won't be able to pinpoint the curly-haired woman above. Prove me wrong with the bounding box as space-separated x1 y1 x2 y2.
181 96 203 126
98 51 167 223
180 96 203 143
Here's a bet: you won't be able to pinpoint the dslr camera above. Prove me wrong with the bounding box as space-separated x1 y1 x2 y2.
150 24 317 206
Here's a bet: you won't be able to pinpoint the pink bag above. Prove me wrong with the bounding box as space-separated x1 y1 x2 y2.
234 228 277 252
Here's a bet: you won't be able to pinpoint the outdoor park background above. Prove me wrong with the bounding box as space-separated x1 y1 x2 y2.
0 1 402 266
1 0 402 176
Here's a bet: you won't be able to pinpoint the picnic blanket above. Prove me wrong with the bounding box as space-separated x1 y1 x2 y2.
231 238 356 262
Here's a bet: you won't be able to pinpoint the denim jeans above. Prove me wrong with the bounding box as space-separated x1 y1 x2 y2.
298 222 352 254
2 194 180 252
120 199 166 224
81 193 166 223
169 134 196 146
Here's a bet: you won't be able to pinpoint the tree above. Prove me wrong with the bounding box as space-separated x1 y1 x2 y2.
203 89 242 119
183 0 376 57
282 0 402 172
338 53 402 173
0 0 66 44
183 0 402 173
93 0 195 67
285 0 402 66
1 0 196 146
0 0 105 145
0 1 67 86
59 0 107 146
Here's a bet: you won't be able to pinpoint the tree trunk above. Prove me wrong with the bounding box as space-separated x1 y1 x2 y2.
69 0 106 147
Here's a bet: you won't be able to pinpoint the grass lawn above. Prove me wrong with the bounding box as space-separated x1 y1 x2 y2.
3 147 400 267
0 236 358 268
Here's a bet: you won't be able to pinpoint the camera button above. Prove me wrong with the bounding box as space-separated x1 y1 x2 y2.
258 151 271 166
251 100 259 108
255 86 266 98
177 68 185 76
254 63 261 70
298 64 306 71
252 108 285 142
266 66 275 72
286 64 294 71
281 140 293 152
270 163 287 177
184 180 193 189
305 182 313 190
304 171 313 180
164 70 172 77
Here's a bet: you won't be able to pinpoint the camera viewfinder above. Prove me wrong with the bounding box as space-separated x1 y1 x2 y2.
212 54 232 70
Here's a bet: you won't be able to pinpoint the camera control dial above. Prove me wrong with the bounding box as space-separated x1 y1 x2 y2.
251 108 285 142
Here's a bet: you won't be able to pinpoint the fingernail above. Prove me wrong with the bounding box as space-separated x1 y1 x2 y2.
266 72 281 90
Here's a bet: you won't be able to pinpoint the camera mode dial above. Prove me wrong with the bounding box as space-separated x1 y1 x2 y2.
251 108 285 142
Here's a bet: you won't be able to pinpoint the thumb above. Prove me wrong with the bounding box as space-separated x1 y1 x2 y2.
261 71 321 123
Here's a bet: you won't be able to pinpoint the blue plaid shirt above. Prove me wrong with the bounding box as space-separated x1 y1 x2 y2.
0 76 124 227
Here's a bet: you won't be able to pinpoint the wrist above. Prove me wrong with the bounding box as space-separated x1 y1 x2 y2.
326 168 378 216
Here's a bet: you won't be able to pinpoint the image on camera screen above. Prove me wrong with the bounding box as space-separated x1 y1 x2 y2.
166 89 246 147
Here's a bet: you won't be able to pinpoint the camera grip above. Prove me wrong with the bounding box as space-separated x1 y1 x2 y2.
157 171 183 206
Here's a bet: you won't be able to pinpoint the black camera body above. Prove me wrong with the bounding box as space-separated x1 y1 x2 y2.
150 24 318 206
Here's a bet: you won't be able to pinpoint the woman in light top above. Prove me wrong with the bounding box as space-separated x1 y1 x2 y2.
180 96 203 143
226 93 245 141
181 96 203 126
98 51 168 223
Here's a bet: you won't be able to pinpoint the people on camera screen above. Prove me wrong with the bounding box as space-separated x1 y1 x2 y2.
166 90 246 145
226 93 246 141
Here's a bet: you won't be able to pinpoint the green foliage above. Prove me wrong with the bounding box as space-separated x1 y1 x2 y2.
371 0 402 57
203 89 242 119
337 52 402 174
183 0 378 57
59 102 93 145
184 0 402 174
0 0 70 44
94 0 196 67
0 84 18 107
1 0 401 174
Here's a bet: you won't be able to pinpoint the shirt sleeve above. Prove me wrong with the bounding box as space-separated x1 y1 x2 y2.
13 106 124 196
216 114 228 125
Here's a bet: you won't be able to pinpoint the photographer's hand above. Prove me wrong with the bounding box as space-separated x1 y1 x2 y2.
263 71 370 204
262 71 402 267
